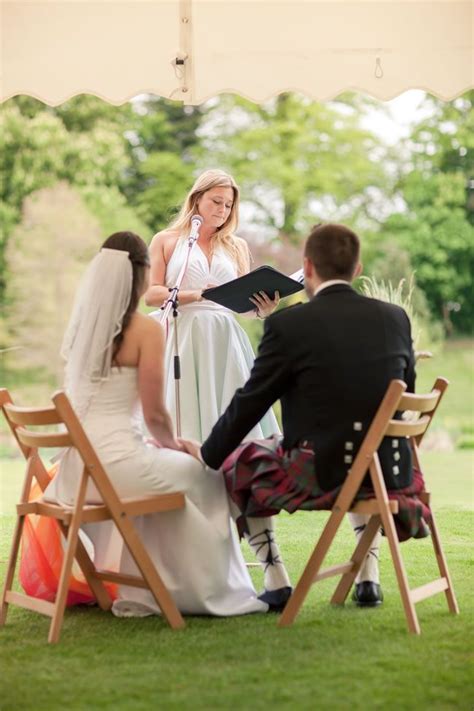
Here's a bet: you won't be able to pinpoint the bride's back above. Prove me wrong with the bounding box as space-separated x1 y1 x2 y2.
113 311 156 369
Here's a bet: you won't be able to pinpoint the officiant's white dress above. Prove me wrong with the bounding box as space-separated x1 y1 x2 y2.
44 367 267 616
154 238 280 441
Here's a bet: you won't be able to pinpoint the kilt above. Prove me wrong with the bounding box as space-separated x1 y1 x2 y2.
222 436 431 542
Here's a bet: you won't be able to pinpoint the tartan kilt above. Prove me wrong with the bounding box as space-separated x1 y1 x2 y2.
222 435 431 542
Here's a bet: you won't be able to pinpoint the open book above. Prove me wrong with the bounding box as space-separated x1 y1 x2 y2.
202 265 304 313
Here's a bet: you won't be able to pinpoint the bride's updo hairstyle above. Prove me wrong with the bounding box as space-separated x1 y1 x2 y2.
101 231 150 361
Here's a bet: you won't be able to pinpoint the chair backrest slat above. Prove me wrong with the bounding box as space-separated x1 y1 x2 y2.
16 429 73 449
397 390 440 413
4 404 63 425
385 416 431 438
332 379 407 513
52 391 124 508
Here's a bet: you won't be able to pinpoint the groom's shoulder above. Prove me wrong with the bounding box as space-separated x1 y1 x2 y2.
266 300 309 330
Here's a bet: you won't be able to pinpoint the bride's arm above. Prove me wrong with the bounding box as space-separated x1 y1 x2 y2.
137 316 183 451
144 231 203 307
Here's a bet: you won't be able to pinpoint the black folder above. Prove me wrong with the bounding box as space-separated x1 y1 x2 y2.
202 265 304 313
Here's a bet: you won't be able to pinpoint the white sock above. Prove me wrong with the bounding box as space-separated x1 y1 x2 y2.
228 501 290 591
348 513 381 585
245 517 291 591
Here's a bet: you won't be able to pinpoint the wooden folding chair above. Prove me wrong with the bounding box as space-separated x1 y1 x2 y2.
0 388 186 643
279 377 459 634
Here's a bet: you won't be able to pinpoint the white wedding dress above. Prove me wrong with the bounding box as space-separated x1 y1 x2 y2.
153 238 280 441
44 367 267 616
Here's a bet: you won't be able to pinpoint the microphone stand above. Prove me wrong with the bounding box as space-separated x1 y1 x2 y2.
159 219 202 437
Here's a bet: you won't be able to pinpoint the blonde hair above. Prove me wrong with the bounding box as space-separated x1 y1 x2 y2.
169 169 248 275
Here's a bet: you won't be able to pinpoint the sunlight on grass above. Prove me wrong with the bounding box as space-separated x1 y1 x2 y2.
1 454 473 709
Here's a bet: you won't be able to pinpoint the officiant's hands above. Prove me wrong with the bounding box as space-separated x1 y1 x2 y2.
250 290 280 318
179 438 204 464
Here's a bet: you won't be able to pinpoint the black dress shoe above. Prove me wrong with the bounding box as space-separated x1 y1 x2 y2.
352 581 383 607
258 586 293 612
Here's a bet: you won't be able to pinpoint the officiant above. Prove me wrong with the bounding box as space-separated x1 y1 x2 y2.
144 168 281 443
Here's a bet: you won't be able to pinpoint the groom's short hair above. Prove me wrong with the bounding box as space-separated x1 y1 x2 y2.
304 223 360 281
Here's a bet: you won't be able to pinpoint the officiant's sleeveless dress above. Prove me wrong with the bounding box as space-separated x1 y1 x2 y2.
43 368 267 616
154 238 280 441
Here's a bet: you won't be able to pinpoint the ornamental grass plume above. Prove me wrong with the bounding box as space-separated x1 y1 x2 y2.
359 274 432 360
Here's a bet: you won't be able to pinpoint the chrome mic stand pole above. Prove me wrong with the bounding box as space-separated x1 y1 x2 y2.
159 215 203 436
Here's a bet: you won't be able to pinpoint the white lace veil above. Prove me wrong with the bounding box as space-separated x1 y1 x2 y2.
61 247 133 418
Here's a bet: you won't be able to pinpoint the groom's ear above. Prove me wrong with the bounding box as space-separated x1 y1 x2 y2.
353 261 363 279
303 256 314 279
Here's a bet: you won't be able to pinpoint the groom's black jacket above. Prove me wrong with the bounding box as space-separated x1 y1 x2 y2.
201 283 416 491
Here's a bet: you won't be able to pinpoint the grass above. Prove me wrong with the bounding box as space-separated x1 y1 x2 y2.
415 338 474 442
2 338 472 457
0 339 472 708
0 453 473 710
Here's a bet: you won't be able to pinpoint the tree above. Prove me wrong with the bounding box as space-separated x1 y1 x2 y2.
383 92 474 333
123 96 205 230
5 183 102 381
196 93 387 239
0 101 131 304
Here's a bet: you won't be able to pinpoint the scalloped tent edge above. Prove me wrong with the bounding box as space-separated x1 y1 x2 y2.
1 0 473 106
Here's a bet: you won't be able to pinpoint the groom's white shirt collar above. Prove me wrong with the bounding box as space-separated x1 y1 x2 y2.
314 279 350 297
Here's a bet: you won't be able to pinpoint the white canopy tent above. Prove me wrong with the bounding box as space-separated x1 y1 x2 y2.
1 0 472 106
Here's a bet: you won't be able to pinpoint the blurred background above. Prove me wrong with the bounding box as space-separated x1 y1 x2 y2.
0 89 472 458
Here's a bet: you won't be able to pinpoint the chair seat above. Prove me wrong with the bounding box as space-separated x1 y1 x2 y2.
17 492 186 523
1 387 187 642
350 499 398 514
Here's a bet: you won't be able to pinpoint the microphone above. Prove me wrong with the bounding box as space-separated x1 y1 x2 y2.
188 214 204 245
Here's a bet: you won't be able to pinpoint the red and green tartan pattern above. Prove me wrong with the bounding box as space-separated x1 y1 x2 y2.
222 436 431 542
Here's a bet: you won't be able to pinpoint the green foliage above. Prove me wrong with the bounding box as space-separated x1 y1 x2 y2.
409 93 474 179
128 96 203 156
53 95 134 134
79 184 151 243
131 151 194 231
382 92 474 333
457 434 474 449
122 96 205 230
0 99 131 308
235 315 264 353
415 339 474 447
197 93 385 238
4 183 102 380
383 174 473 333
359 274 443 352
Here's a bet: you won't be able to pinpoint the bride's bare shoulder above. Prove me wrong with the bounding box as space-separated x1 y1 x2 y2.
133 312 165 340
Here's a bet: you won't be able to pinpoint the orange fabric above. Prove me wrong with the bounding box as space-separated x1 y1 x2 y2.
19 464 117 606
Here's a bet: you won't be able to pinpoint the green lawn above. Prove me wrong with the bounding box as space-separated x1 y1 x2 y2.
0 453 473 710
415 338 473 442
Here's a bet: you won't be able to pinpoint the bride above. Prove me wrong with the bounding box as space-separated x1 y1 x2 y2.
43 231 267 617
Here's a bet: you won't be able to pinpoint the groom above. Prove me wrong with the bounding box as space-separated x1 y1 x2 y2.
183 223 416 610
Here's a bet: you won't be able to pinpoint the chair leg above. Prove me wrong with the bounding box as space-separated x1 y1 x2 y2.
331 515 381 605
48 473 90 644
278 510 345 628
369 460 420 634
0 515 26 626
428 512 459 615
48 517 84 644
114 515 185 630
57 520 112 611
381 507 421 634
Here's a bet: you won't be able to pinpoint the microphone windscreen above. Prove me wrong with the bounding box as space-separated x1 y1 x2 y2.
191 214 204 225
